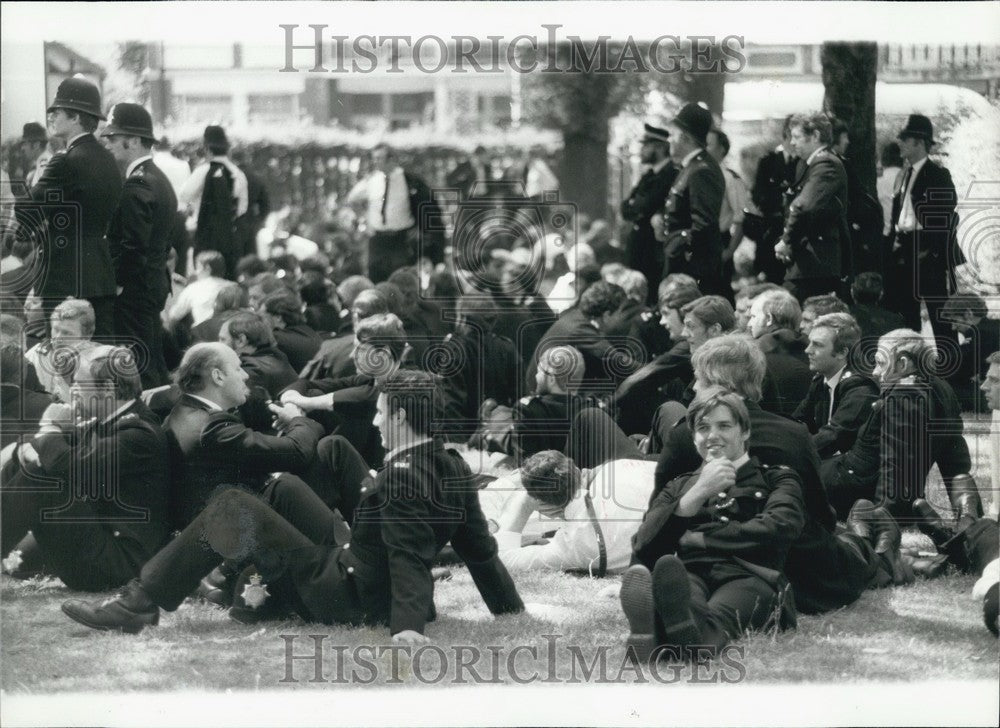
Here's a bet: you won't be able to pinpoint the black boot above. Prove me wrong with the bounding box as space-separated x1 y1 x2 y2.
62 579 160 634
228 567 292 624
912 499 956 548
869 505 914 586
620 564 657 666
846 499 876 543
196 561 240 608
949 475 983 533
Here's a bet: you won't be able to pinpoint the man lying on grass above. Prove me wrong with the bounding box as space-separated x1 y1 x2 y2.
621 387 806 663
492 450 656 576
62 370 525 643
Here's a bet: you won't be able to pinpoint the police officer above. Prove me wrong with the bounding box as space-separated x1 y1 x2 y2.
662 103 726 297
23 76 122 338
621 124 679 304
101 103 178 388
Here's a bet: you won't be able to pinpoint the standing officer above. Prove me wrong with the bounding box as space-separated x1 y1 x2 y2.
886 114 961 359
21 76 122 337
774 113 850 303
101 103 177 388
662 103 725 297
621 124 679 304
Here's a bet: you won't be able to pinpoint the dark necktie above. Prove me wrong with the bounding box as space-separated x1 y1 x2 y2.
817 383 832 426
380 173 390 227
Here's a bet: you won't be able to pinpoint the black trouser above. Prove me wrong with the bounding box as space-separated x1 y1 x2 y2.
298 434 370 524
655 560 779 651
820 455 876 521
1 464 141 591
141 487 342 611
962 518 999 577
368 229 414 284
647 401 689 456
564 407 644 469
114 297 168 389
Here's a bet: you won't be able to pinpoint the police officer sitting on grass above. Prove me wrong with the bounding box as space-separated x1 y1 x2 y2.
62 370 525 642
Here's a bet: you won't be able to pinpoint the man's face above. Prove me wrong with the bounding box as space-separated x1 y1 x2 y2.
218 321 250 355
693 404 749 462
216 347 250 408
799 307 818 336
46 108 75 140
747 298 770 339
735 297 752 333
705 132 724 163
681 313 712 353
374 392 399 451
639 140 660 165
834 132 850 156
898 136 924 164
805 326 843 378
102 134 133 166
70 365 115 422
790 126 821 159
981 362 1000 411
51 316 85 345
659 304 684 340
872 346 906 386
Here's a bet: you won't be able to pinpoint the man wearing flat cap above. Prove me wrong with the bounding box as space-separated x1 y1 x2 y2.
621 124 679 304
178 125 249 280
102 103 178 388
885 114 961 358
19 76 123 337
662 103 726 297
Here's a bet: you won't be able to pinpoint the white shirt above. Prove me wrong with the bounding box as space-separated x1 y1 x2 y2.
823 365 847 422
805 145 825 167
153 151 193 209
524 158 560 198
877 166 902 236
384 436 434 464
897 157 928 233
187 393 223 412
348 167 414 232
178 155 249 224
167 275 228 326
495 458 657 575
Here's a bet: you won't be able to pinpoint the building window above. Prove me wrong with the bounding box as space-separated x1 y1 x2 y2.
248 94 296 124
347 93 384 115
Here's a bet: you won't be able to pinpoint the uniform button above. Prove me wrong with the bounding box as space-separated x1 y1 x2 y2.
360 487 367 493
718 492 727 498
848 469 854 475
755 491 763 499
113 530 121 537
343 543 350 550
719 516 730 523
347 567 355 574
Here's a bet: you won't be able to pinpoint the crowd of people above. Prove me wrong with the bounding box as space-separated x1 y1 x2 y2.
0 76 997 664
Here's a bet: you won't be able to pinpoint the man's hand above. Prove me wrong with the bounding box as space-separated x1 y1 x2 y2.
269 401 305 431
774 241 792 264
392 630 429 646
676 457 737 516
17 442 41 471
279 390 309 408
496 489 541 536
38 403 74 433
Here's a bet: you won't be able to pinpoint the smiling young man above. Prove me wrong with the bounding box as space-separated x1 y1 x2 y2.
62 369 524 640
792 312 878 458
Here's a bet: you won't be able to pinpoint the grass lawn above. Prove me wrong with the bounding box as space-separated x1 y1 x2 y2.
2 422 998 694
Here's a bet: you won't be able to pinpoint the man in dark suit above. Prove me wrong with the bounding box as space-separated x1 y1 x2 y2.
446 145 494 200
886 114 961 358
62 370 524 638
941 292 999 412
621 124 679 304
774 113 850 303
750 115 798 285
662 104 725 296
101 103 178 389
654 334 911 615
747 289 813 416
20 77 123 337
2 347 170 591
258 289 323 374
793 313 878 458
514 345 587 464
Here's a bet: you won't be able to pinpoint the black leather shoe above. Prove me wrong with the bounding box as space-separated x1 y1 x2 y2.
620 564 657 665
949 474 983 533
912 499 955 548
61 579 159 634
652 555 701 652
846 499 876 544
197 566 236 608
868 505 914 586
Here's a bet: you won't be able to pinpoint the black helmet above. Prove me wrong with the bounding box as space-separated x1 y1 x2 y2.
102 103 156 142
47 76 105 120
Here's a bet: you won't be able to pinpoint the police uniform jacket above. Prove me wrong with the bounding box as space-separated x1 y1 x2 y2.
241 345 299 398
780 147 849 282
281 438 525 633
107 158 177 309
512 392 579 462
662 150 725 287
491 294 555 367
526 310 616 391
164 393 324 527
32 399 171 562
889 158 960 288
634 456 805 575
875 374 972 516
755 328 813 417
627 307 674 362
273 324 324 374
752 148 797 222
621 161 680 274
613 341 692 436
23 133 123 299
791 369 878 458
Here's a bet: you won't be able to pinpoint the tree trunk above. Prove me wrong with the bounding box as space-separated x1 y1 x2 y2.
559 130 611 222
821 42 878 195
